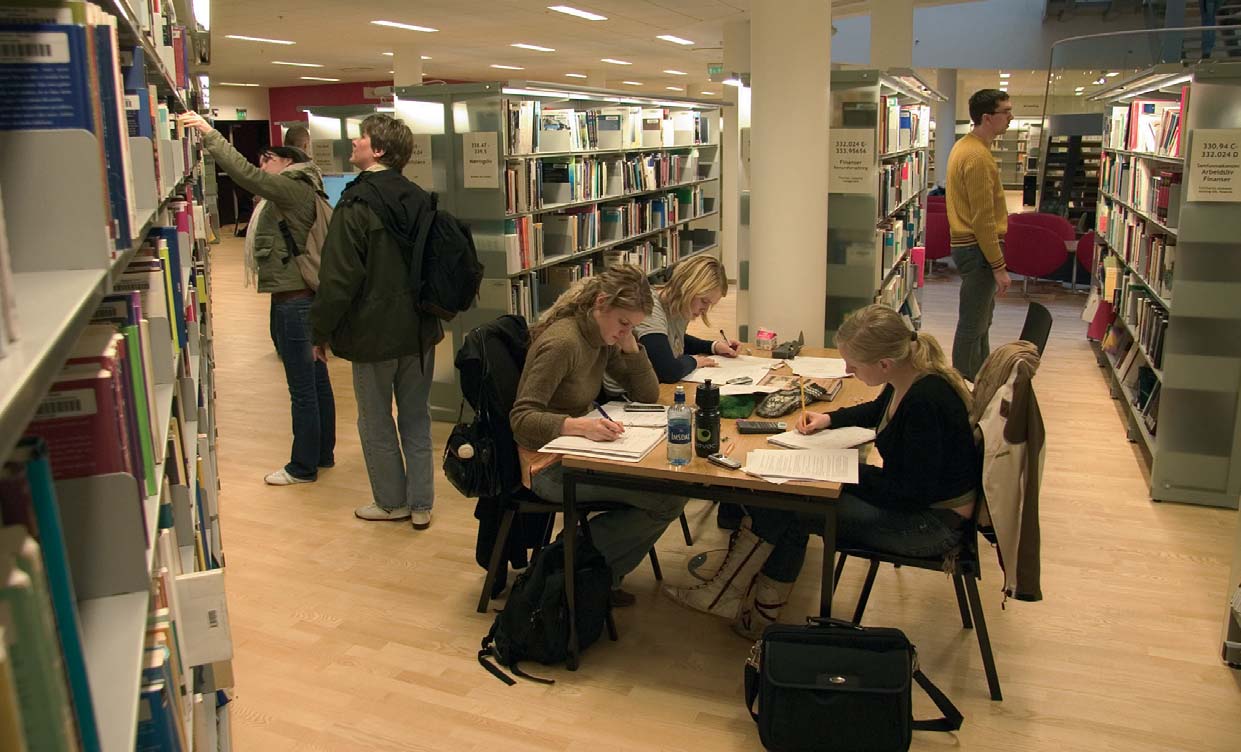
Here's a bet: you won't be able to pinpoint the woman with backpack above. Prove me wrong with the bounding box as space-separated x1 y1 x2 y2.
510 265 689 606
179 112 336 486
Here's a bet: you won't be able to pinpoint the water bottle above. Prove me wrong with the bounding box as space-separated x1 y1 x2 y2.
667 386 693 466
694 379 721 457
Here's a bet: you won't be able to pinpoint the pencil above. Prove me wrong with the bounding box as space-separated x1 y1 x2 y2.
799 378 806 426
719 328 735 354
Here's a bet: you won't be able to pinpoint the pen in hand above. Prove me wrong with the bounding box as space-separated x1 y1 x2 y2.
593 401 625 437
718 328 739 357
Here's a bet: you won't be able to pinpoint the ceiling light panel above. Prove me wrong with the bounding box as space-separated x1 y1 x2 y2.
225 34 295 45
301 76 340 81
565 73 588 78
657 34 694 45
664 69 687 76
512 43 555 52
621 81 643 86
218 82 261 87
272 61 323 67
548 5 608 21
600 58 631 65
371 20 439 32
491 64 525 70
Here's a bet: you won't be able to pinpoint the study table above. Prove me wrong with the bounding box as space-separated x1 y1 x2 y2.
557 345 879 669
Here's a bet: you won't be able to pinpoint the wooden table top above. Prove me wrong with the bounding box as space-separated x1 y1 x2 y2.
560 345 880 499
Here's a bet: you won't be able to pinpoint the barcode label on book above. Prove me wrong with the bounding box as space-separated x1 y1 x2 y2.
207 609 219 629
0 32 70 65
35 389 97 419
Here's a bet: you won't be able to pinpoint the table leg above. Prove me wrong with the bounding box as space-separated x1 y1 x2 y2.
819 504 837 618
563 470 580 671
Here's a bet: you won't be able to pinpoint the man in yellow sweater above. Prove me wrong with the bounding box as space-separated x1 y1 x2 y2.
946 89 1013 380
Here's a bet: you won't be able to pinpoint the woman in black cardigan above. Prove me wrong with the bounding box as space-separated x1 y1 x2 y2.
666 305 979 638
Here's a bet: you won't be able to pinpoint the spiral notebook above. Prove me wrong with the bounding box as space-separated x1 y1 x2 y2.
539 426 666 463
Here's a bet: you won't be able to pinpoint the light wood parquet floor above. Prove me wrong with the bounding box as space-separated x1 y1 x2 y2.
209 234 1241 751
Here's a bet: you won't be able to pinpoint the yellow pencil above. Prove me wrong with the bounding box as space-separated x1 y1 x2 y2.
799 377 806 426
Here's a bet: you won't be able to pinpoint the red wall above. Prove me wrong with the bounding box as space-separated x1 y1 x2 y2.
268 79 474 145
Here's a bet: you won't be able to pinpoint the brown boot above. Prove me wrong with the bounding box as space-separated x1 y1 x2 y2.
664 519 773 619
732 574 794 640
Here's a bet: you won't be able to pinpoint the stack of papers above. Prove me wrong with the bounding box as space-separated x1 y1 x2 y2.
743 448 859 484
767 426 876 451
585 401 668 427
787 356 850 379
684 354 783 384
539 427 666 463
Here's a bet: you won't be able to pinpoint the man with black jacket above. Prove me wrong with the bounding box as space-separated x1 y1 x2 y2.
311 114 442 530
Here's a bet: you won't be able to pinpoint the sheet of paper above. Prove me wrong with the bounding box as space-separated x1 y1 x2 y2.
585 401 668 427
540 426 665 462
743 448 859 484
787 356 850 380
683 354 782 384
767 426 876 451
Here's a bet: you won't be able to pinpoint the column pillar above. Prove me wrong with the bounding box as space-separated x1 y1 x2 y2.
394 46 423 88
722 19 750 336
870 0 913 69
749 1 831 347
935 69 958 189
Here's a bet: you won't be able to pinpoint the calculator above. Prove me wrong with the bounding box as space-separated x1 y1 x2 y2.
736 420 787 434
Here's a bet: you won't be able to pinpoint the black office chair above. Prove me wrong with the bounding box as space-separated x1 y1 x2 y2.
1018 301 1053 356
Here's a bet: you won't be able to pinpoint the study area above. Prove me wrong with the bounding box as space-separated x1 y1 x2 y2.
0 1 1240 751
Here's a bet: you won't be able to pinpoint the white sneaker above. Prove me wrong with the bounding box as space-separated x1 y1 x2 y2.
354 504 411 521
264 469 313 486
410 509 432 530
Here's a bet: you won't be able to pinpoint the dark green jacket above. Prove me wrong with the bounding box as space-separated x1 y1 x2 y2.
310 169 443 362
202 129 322 293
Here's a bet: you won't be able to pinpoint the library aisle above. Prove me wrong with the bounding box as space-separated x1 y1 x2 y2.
209 236 1240 751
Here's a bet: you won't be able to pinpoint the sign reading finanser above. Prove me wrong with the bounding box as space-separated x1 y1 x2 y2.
1187 128 1241 202
829 129 876 195
462 131 499 189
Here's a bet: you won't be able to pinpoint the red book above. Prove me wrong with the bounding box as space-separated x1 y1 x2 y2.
65 325 145 485
27 364 131 480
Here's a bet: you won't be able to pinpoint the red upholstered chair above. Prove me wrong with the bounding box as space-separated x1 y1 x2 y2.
1074 231 1096 289
1004 222 1070 294
926 208 951 262
1008 212 1075 243
927 195 947 212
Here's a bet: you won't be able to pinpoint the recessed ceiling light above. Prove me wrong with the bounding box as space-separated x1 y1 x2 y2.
225 34 295 45
548 5 607 21
665 86 683 91
512 43 555 52
565 73 588 78
722 78 743 87
272 61 323 68
382 51 394 56
371 20 439 32
999 72 1011 78
656 34 694 46
217 82 261 87
664 69 687 76
621 81 643 86
700 91 716 95
600 58 631 65
301 76 340 82
1106 71 1120 77
491 64 525 70
1075 91 1084 96
1074 86 1085 91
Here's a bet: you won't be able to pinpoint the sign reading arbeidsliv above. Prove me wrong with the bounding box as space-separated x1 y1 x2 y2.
462 131 499 189
829 129 876 195
1187 128 1241 203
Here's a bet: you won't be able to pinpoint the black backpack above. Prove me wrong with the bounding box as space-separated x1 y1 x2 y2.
411 193 485 321
478 537 612 685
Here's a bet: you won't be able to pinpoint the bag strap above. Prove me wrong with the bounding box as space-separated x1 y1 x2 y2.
910 669 964 732
743 661 760 721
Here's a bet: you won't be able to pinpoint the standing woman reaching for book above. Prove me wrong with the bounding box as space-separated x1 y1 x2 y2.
511 265 689 606
178 112 336 486
603 254 738 396
667 305 979 637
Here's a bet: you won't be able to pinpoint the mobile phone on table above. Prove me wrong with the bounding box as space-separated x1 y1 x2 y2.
707 453 742 470
624 402 665 412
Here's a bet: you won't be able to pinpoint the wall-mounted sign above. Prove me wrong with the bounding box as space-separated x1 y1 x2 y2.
1187 128 1241 203
828 129 876 194
404 134 433 189
462 132 498 189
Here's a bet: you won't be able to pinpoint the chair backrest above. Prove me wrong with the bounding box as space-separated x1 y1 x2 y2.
1003 222 1069 278
925 209 951 261
455 315 531 490
1075 231 1095 274
1008 211 1076 242
1018 302 1053 355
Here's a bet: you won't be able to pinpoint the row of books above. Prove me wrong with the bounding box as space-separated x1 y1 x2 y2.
1103 96 1185 156
505 150 709 214
1097 202 1176 301
880 100 929 155
537 261 596 314
1099 153 1183 227
879 152 925 219
507 100 714 155
1101 322 1162 436
1117 284 1169 371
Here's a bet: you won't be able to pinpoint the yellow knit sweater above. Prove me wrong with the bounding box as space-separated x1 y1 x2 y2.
946 132 1007 270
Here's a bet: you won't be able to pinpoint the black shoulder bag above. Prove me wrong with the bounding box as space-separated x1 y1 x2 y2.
744 618 963 752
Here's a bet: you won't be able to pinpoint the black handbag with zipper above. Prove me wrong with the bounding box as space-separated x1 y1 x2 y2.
744 618 963 752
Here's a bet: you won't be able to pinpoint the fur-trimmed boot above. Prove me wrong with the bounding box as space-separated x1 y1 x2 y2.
664 520 773 619
732 574 795 640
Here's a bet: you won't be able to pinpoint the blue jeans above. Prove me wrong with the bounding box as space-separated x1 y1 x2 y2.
749 493 965 583
271 296 336 479
352 350 435 512
950 244 997 381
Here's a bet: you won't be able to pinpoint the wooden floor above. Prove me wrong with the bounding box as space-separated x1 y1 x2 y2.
211 235 1241 751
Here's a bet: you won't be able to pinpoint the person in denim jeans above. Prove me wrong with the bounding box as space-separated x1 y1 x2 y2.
180 113 336 485
945 89 1014 380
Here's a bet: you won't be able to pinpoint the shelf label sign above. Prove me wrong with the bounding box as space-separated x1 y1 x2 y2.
463 131 499 189
1187 128 1241 202
829 128 876 194
404 134 433 190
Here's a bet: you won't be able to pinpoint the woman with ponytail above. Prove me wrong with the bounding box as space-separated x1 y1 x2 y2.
512 265 689 605
666 305 979 637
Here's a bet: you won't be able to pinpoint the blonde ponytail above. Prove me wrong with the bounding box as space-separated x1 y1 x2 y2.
909 332 973 411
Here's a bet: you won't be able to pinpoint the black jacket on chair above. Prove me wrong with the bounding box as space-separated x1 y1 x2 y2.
457 315 551 571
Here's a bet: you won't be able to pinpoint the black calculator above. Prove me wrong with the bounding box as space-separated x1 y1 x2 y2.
736 420 787 434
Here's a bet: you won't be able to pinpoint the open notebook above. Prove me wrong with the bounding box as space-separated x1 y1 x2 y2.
767 426 876 451
539 426 666 463
584 401 668 427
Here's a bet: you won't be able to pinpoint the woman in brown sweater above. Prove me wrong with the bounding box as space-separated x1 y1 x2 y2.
511 265 688 604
